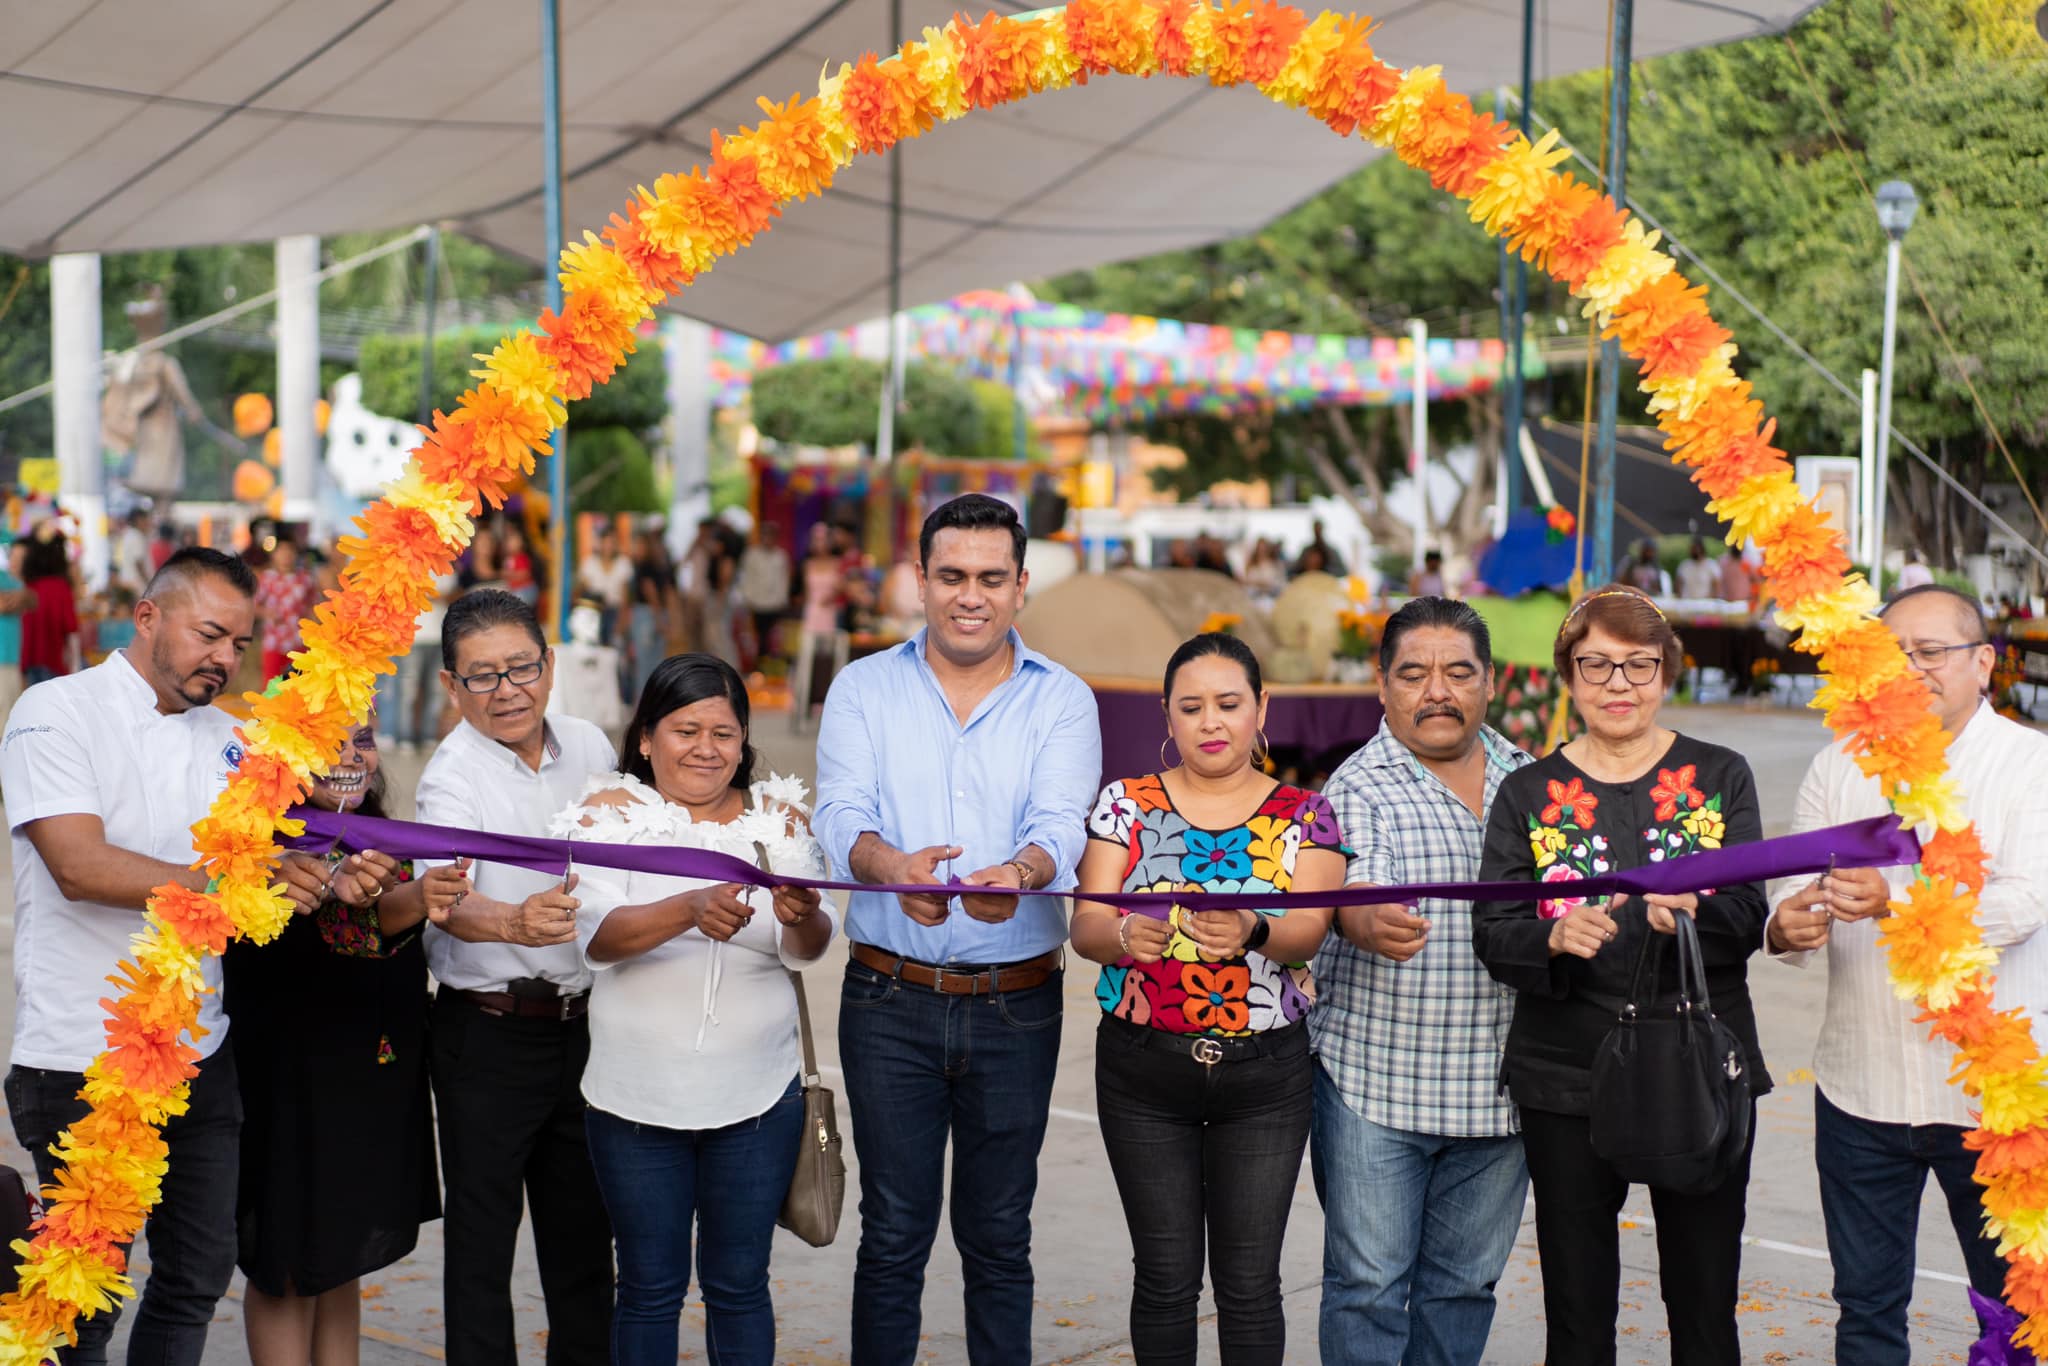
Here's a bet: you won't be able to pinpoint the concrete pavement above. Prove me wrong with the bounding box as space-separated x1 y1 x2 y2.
0 699 2004 1363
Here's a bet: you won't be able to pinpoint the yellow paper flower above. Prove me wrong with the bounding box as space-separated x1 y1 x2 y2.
385 472 477 548
558 236 653 323
471 334 567 430
917 25 972 121
1366 65 1443 148
1262 11 1341 108
1705 470 1801 550
1643 344 1741 425
1467 128 1571 237
1577 219 1674 323
1773 575 1881 650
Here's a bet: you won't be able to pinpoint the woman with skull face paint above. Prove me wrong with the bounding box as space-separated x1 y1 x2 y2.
224 715 465 1366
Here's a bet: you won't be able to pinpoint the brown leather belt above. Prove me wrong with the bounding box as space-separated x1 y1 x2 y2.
849 943 1061 996
450 987 590 1021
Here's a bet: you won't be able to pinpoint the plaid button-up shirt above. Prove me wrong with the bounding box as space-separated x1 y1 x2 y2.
1310 723 1531 1137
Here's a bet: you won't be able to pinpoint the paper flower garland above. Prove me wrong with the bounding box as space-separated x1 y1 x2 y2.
2 1 2033 1357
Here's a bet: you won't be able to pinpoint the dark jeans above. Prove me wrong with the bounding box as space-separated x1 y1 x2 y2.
429 992 613 1366
1815 1088 2010 1366
5 1048 241 1366
584 1079 805 1366
839 957 1064 1366
1519 1103 1756 1366
1095 1015 1312 1366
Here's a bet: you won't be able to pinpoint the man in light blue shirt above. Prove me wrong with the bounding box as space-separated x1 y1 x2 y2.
816 494 1100 1366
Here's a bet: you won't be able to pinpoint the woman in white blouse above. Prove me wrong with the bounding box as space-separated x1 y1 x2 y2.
551 653 835 1366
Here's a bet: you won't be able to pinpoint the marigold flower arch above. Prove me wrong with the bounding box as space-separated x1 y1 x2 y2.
4 2 2039 1357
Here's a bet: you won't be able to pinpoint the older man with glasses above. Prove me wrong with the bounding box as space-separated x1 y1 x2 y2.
416 588 618 1366
1766 583 2048 1366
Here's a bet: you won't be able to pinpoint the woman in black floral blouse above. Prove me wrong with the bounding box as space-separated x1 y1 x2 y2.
224 721 463 1366
1473 586 1770 1366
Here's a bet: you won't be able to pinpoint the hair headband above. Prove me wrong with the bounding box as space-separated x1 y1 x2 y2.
1561 588 1669 628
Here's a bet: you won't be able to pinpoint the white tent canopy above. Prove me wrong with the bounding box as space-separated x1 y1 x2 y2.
2 0 1819 341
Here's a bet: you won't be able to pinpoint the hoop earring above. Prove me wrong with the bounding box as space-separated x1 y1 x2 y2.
1253 729 1271 770
1160 736 1179 770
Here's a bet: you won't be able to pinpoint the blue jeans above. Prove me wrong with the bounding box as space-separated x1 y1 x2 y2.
839 958 1064 1366
1815 1088 2009 1366
1310 1062 1528 1366
584 1080 804 1366
5 1049 242 1366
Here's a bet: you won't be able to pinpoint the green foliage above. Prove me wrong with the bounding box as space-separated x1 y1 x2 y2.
751 357 989 457
357 329 667 431
566 425 661 513
1040 3 2047 563
968 378 1046 461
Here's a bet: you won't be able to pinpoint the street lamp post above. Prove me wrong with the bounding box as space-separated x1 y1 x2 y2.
1871 179 1918 591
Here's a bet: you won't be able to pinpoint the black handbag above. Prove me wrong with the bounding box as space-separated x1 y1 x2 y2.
1588 910 1752 1195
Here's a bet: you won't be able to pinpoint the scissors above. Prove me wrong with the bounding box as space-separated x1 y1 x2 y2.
1812 854 1837 916
559 828 576 892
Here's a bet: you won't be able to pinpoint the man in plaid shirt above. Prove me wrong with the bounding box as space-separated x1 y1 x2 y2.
1310 596 1533 1366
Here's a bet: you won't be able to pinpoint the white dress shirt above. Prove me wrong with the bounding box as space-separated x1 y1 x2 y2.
1768 701 2048 1126
551 772 836 1130
1 651 244 1070
417 716 615 994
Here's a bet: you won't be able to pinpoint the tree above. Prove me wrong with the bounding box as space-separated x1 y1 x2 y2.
1038 0 2048 568
357 330 667 431
750 357 988 457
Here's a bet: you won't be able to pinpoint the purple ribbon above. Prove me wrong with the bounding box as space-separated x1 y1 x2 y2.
1970 1288 2035 1366
284 807 1919 917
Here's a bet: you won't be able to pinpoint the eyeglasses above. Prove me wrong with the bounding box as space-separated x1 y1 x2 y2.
1575 656 1663 685
455 660 545 693
1901 641 1987 670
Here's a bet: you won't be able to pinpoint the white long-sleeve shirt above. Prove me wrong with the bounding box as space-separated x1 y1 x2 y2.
1768 701 2048 1126
553 772 837 1131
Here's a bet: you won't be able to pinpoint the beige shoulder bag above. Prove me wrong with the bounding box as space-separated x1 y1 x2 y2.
777 970 845 1247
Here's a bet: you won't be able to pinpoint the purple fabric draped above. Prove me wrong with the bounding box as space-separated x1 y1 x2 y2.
1969 1289 2035 1366
284 806 1919 918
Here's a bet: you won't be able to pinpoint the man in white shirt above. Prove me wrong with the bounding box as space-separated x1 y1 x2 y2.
112 508 153 597
575 524 634 649
0 548 296 1366
1766 584 2048 1366
417 588 616 1366
1674 538 1720 601
737 521 793 659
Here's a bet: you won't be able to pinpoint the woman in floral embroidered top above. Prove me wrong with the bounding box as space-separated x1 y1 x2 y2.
1473 586 1769 1366
1073 632 1345 1365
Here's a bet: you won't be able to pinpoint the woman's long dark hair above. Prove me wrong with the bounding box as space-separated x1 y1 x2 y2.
621 653 758 791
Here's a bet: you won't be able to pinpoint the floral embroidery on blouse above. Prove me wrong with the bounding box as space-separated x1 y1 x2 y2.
312 858 417 958
1086 779 1346 1037
1528 778 1603 920
1527 765 1734 919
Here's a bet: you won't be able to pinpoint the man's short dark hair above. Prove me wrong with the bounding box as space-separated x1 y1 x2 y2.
919 494 1026 570
1378 595 1493 675
142 546 258 602
1881 582 1988 643
442 588 547 673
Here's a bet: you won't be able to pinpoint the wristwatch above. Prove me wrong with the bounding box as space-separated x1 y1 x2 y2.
1243 914 1272 954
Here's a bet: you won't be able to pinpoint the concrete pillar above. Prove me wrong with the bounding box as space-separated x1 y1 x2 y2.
51 253 108 588
275 235 321 526
665 317 713 539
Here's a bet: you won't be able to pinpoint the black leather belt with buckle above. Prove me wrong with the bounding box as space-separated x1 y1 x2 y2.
1101 1012 1305 1066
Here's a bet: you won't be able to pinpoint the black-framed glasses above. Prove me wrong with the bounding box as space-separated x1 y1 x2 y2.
1902 641 1987 670
1575 656 1663 685
455 660 545 693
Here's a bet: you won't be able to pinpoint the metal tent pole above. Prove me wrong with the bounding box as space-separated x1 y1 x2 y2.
541 0 571 639
415 225 441 426
875 0 905 466
1590 0 1632 584
1503 0 1534 518
1495 85 1519 528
